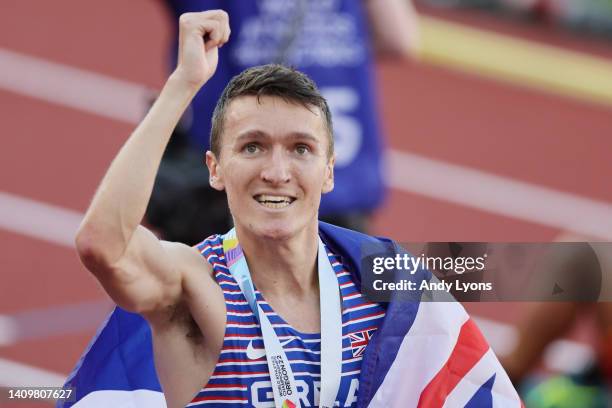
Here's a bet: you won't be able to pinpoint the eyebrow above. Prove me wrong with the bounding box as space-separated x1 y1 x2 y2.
235 130 320 144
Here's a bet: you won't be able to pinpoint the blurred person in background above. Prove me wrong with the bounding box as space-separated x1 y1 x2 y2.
146 0 420 244
500 236 612 407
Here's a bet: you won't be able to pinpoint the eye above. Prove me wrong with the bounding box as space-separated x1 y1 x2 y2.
243 143 260 154
295 144 311 155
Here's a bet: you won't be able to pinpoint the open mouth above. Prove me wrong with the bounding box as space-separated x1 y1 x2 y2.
253 194 296 209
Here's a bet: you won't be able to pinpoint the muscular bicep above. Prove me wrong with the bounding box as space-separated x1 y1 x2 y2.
86 225 197 314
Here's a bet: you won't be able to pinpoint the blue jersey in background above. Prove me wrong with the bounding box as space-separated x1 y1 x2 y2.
163 0 386 215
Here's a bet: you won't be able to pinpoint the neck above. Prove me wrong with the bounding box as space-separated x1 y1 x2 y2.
235 223 320 298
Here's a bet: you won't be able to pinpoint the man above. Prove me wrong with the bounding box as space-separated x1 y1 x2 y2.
70 10 520 408
76 10 380 407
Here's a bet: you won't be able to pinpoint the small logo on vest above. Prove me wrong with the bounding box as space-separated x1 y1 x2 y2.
349 329 375 357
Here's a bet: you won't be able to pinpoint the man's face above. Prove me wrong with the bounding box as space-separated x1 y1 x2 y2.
206 95 334 240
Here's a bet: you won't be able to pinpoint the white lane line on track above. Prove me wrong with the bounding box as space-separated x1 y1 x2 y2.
0 191 82 247
0 48 150 123
0 300 112 389
0 357 66 387
387 150 612 240
0 300 113 346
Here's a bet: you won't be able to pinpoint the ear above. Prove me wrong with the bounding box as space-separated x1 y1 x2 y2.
322 154 335 194
206 151 225 191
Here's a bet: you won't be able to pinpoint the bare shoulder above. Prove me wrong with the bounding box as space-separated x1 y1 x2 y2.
147 239 226 347
160 240 215 277
148 240 223 327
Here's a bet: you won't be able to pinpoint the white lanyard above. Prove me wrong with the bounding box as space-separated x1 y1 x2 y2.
222 229 342 408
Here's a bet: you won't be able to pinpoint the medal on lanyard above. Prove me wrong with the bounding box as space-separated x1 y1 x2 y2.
222 229 342 408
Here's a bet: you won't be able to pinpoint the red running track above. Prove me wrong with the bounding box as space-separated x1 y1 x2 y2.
0 1 610 407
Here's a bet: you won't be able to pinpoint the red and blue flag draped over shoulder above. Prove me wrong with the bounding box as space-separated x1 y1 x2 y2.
59 222 522 407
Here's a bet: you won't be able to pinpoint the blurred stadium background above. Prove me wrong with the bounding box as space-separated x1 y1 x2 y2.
1 0 611 406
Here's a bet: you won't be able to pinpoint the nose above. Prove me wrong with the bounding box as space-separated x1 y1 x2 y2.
261 148 291 185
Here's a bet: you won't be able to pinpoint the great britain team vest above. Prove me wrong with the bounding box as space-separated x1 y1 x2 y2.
189 234 385 407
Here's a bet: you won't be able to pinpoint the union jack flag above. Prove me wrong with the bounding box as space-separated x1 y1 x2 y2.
349 329 375 357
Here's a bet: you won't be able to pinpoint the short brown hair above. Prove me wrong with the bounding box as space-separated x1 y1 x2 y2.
210 64 333 158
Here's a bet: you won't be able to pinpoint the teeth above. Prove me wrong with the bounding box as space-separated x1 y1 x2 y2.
254 194 295 209
257 194 292 203
260 201 291 209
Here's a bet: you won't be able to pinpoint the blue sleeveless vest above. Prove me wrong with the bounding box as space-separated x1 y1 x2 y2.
189 234 385 407
164 0 386 214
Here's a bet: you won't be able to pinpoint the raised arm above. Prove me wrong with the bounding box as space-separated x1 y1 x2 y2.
75 11 230 315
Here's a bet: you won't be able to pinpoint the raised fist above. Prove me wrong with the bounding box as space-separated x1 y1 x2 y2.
173 10 230 89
